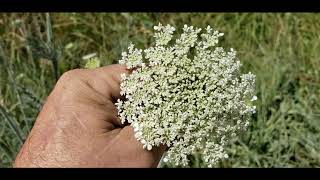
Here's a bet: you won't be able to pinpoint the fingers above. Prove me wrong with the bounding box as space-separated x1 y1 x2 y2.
89 65 168 165
57 64 130 102
86 64 130 102
54 64 130 130
83 64 130 127
53 65 167 167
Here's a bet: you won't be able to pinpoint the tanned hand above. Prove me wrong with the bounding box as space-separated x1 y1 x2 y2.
14 64 165 168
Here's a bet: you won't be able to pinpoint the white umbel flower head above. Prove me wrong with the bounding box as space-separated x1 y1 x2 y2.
115 23 256 167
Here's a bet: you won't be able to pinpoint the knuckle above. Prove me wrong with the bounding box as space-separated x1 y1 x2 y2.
56 69 85 87
53 69 92 103
60 69 83 80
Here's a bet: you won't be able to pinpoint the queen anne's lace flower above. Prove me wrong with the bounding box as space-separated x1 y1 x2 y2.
116 23 256 167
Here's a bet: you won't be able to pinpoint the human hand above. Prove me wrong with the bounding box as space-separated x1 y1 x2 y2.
14 64 166 167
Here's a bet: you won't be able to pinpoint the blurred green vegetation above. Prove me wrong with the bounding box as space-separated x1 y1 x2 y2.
0 13 319 167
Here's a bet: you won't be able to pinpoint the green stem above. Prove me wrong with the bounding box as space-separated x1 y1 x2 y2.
157 151 167 168
46 13 59 81
46 13 53 45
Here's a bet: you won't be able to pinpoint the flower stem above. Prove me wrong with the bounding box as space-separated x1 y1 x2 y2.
157 151 167 168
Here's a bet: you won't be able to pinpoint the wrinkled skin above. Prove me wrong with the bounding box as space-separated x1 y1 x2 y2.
14 64 165 167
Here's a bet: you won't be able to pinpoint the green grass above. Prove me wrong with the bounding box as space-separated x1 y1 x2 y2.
0 13 320 167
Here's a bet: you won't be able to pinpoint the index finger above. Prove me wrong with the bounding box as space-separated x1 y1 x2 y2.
86 64 131 102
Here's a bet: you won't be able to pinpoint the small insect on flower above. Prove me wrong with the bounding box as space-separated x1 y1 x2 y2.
115 23 256 167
